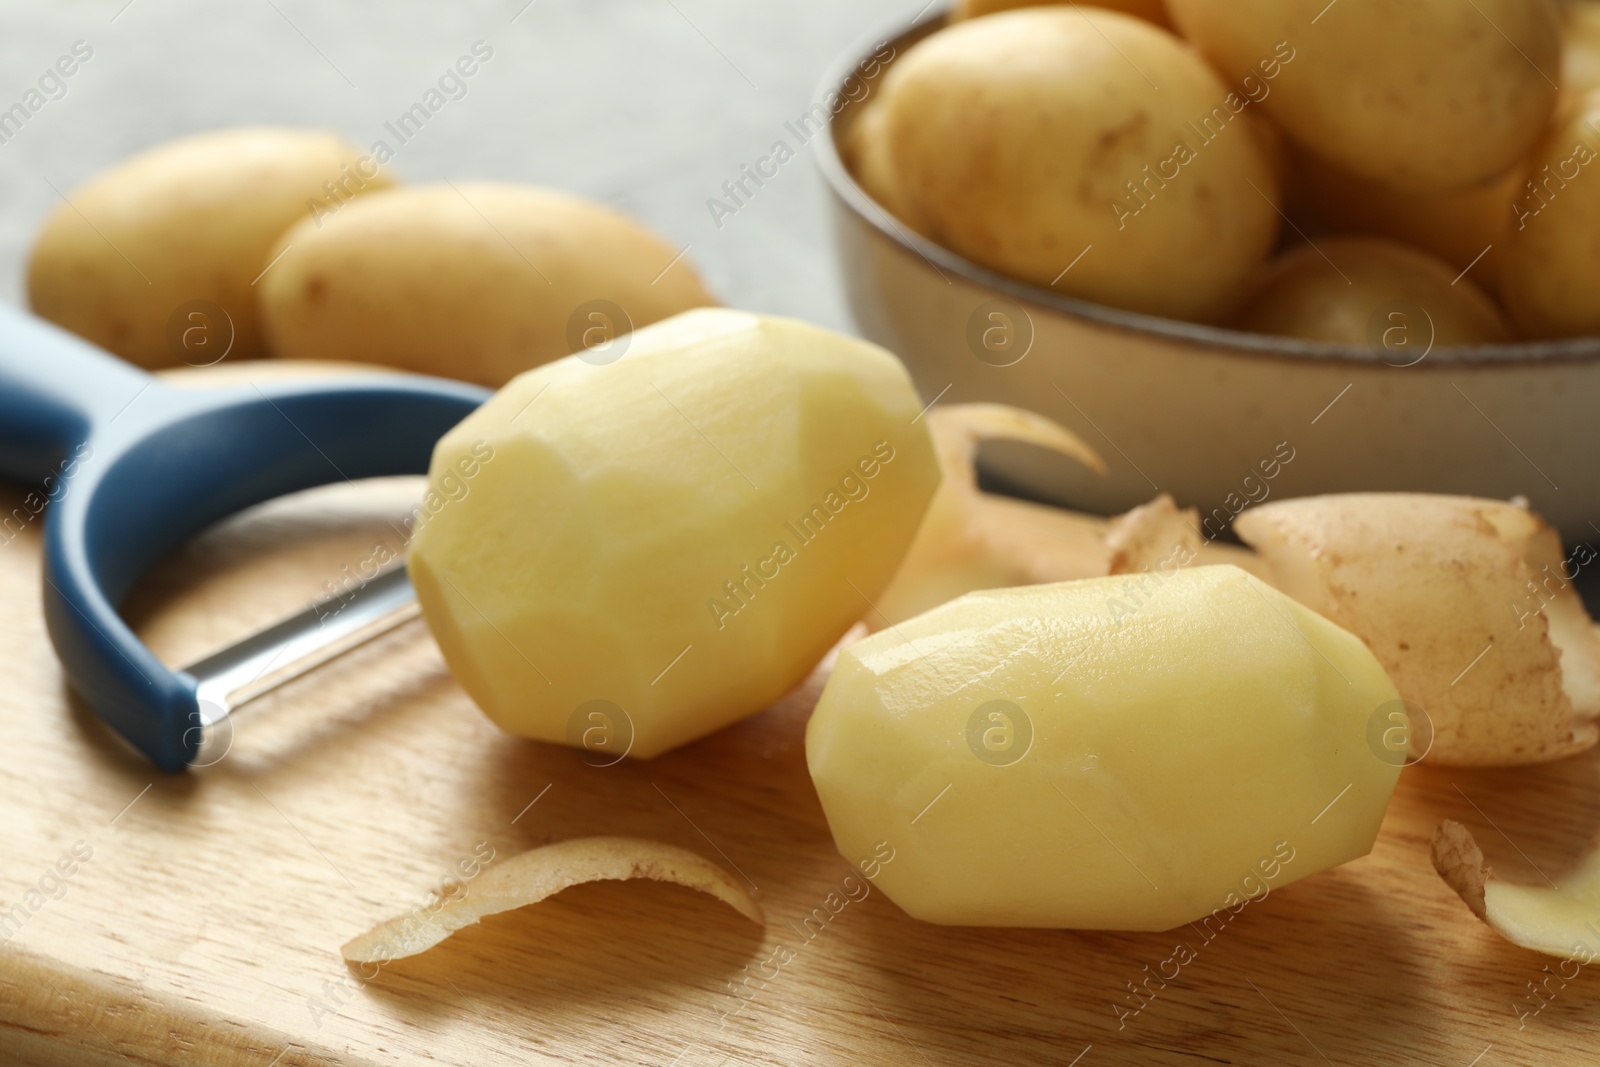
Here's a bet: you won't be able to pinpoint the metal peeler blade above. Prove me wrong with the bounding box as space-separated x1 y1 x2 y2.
185 564 420 766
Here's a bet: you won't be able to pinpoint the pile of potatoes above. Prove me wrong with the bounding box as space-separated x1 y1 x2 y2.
846 0 1600 344
26 127 714 384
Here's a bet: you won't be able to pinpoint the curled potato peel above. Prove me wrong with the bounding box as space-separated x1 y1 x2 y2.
1237 494 1600 766
342 838 763 964
873 407 1270 625
1432 820 1600 960
870 404 1108 627
1102 491 1268 579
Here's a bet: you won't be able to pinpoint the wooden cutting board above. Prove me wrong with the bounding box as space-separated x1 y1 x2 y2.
2 368 1598 1067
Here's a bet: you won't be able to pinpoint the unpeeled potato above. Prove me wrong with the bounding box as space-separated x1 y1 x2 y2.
1167 0 1560 193
1288 146 1517 281
878 8 1281 320
1231 237 1512 350
953 0 1171 27
1236 494 1600 766
27 127 393 368
258 183 715 386
1498 88 1600 338
409 309 940 759
871 404 1108 627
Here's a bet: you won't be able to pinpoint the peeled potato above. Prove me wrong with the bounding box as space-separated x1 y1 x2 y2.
1236 494 1600 766
1167 0 1560 193
807 566 1402 930
342 838 762 964
879 8 1280 320
1498 89 1600 338
1231 237 1513 349
1288 146 1517 281
409 309 940 759
873 406 1269 626
953 0 1171 27
259 183 715 386
27 127 393 368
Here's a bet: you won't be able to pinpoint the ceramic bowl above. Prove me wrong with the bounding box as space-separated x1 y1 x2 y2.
814 9 1600 534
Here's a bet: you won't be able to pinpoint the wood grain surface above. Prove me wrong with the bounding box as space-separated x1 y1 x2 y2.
3 369 1600 1066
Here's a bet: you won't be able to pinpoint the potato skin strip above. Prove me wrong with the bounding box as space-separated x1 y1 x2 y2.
1433 819 1600 959
342 837 764 963
1237 494 1600 766
873 404 1109 626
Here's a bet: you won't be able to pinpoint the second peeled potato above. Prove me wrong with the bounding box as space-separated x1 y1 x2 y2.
259 183 715 386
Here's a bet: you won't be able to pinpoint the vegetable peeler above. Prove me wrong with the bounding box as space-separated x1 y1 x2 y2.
0 305 488 772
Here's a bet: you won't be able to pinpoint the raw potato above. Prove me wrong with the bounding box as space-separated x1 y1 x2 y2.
872 406 1269 626
259 183 715 386
841 96 929 235
807 566 1402 929
1231 238 1513 349
1167 0 1560 193
1498 89 1600 338
879 8 1281 320
409 309 940 759
27 127 393 368
1236 494 1600 766
1288 147 1517 280
342 838 763 963
953 0 1171 27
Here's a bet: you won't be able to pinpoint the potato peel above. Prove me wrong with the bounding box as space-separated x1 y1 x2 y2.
1431 819 1490 921
342 837 764 964
1105 493 1200 575
1432 819 1600 958
871 403 1108 627
1236 494 1600 766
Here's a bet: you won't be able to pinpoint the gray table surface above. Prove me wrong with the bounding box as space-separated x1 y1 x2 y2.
0 0 924 336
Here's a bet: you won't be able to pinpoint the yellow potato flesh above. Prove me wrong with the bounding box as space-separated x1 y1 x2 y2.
1237 493 1600 765
806 565 1401 930
410 309 940 759
1499 89 1600 338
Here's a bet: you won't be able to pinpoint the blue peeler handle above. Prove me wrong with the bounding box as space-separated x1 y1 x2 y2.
0 305 489 771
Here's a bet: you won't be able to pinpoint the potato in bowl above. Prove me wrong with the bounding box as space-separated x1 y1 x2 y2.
817 6 1600 532
869 7 1282 322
